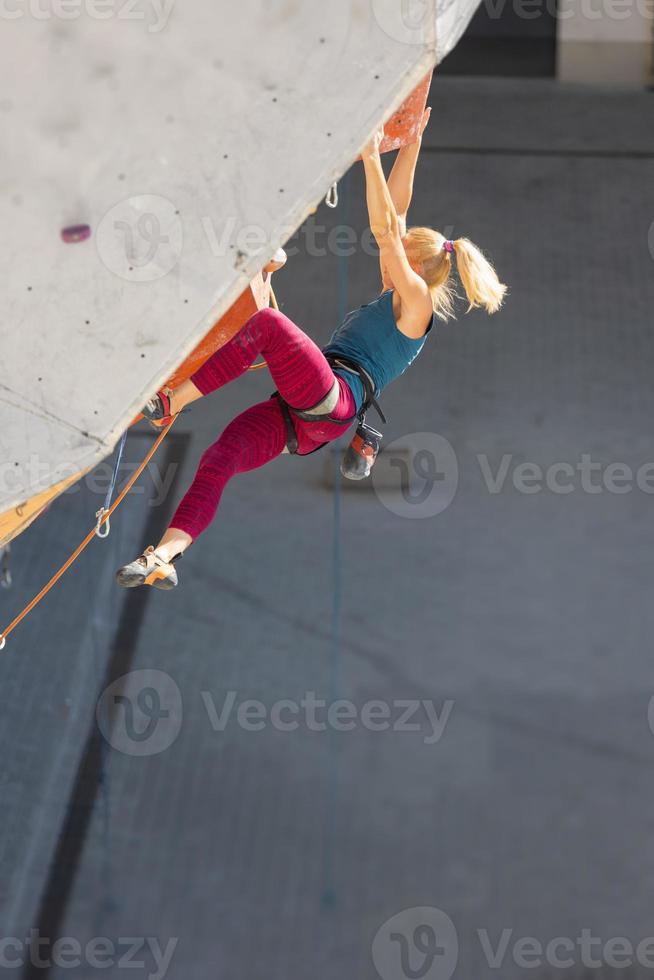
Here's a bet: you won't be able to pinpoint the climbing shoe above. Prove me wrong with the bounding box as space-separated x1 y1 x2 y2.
116 546 179 590
142 387 174 429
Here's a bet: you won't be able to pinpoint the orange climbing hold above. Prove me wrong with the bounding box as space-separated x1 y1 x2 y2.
131 271 275 426
162 271 274 390
380 72 433 154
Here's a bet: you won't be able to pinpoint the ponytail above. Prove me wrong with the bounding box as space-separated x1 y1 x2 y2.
452 238 506 315
404 227 507 320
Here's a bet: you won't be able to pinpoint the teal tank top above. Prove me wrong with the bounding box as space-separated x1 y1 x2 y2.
323 290 434 411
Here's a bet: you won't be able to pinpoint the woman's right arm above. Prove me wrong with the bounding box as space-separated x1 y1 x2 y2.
386 107 431 235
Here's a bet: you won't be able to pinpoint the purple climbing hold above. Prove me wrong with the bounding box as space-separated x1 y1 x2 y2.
61 224 91 243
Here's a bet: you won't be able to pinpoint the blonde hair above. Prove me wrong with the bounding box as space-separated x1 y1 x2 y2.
404 227 507 321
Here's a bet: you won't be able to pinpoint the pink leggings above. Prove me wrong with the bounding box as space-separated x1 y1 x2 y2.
170 308 357 539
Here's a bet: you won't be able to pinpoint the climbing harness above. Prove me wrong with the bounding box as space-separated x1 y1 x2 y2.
0 419 176 650
325 355 387 425
95 431 127 538
272 353 386 464
0 262 382 648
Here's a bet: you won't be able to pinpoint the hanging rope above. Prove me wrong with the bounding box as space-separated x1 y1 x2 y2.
1 269 281 647
95 430 127 539
89 515 121 922
321 169 348 909
0 418 176 650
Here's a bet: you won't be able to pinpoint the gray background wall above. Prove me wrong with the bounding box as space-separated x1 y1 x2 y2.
1 75 654 980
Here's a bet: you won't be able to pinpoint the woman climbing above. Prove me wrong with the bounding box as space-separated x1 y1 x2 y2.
116 111 506 590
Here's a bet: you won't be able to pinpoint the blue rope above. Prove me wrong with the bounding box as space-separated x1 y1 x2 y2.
89 515 123 925
95 431 127 538
322 170 349 909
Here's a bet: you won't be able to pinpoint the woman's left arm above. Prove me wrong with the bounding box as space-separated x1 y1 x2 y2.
362 127 433 338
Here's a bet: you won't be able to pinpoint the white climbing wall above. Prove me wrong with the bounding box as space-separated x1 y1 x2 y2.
0 0 479 511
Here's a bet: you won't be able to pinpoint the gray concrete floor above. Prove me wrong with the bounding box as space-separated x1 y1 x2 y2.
2 77 654 980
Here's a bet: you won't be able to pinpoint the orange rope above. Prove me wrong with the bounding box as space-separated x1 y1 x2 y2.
0 418 176 649
1 281 282 647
